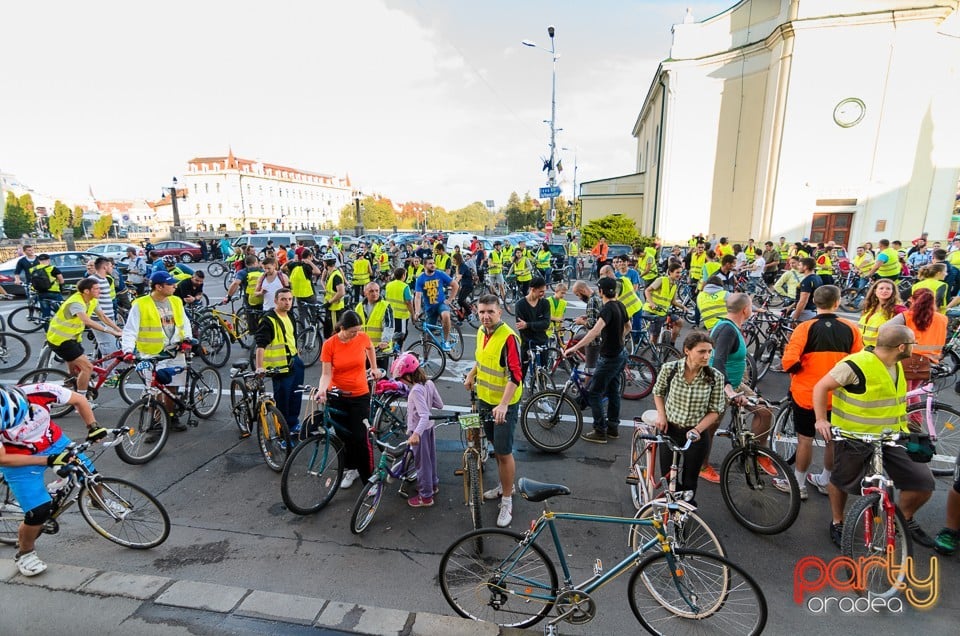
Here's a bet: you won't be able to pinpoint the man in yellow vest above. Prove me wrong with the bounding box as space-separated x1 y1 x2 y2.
641 263 685 344
45 277 122 398
434 244 451 275
321 253 346 339
777 237 790 265
385 268 414 346
254 287 304 439
464 294 523 528
611 257 642 346
351 252 372 305
226 255 266 331
565 235 580 282
865 238 901 281
638 247 658 286
851 245 874 291
743 239 758 264
487 240 506 298
30 253 66 318
814 242 834 285
813 323 936 549
696 275 728 331
356 282 394 371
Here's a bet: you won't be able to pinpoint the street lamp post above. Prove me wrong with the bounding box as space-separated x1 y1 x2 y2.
523 25 558 224
353 190 365 238
561 146 579 228
163 177 184 239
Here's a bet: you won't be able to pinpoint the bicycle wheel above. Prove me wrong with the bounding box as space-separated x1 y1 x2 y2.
839 287 864 312
229 378 253 437
654 343 682 365
623 355 656 400
519 391 582 453
719 446 800 535
257 404 291 473
0 332 30 372
906 402 960 476
117 366 147 405
236 312 255 349
78 478 170 549
407 340 445 381
630 500 725 556
350 477 384 535
438 528 558 629
0 476 24 545
467 456 483 531
297 325 322 368
629 437 653 510
7 305 44 334
840 493 912 600
17 368 75 417
198 323 230 368
447 322 465 361
189 365 222 419
371 392 407 438
771 401 797 464
280 432 344 514
628 549 767 635
754 338 778 381
544 346 572 388
207 260 227 277
116 398 169 464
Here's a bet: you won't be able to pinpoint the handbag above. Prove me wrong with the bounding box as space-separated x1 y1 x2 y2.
901 353 932 382
904 432 936 463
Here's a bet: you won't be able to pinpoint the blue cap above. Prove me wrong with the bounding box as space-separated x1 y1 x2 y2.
150 271 177 286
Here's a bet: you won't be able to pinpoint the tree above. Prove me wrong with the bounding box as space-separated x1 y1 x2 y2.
581 214 647 249
72 206 86 237
48 200 73 239
504 192 539 231
17 193 37 234
92 214 113 238
4 191 33 239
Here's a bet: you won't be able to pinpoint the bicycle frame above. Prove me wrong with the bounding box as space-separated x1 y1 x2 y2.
858 446 897 551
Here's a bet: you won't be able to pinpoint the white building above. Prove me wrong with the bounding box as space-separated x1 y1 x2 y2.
583 0 960 248
180 150 352 232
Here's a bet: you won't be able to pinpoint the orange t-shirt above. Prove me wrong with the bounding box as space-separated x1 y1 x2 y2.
320 332 373 396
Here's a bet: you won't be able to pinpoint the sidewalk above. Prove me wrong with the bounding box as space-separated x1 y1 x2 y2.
0 560 532 636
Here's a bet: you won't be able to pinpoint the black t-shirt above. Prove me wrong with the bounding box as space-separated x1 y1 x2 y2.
458 262 474 291
15 256 38 279
796 273 823 312
599 300 628 357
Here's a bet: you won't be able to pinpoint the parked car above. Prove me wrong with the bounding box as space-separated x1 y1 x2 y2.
149 240 203 263
85 243 145 261
0 251 128 296
232 233 317 254
607 244 633 261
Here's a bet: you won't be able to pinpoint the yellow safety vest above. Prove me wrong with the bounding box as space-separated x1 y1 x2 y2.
744 246 757 263
262 313 297 373
569 242 580 257
536 250 552 270
857 310 889 349
948 250 960 268
487 250 503 275
356 299 389 347
515 257 532 282
853 253 874 274
815 254 833 276
105 275 117 300
778 244 790 261
547 297 567 336
245 269 264 306
435 253 450 272
877 248 901 277
697 289 727 330
406 264 424 285
912 279 948 312
640 255 658 282
131 294 186 355
46 292 98 346
475 323 522 406
385 280 411 319
689 253 706 280
352 258 371 286
616 274 642 317
831 351 907 435
30 263 60 293
501 247 513 265
642 275 676 316
701 261 721 283
717 244 733 258
324 270 345 311
377 251 390 270
289 263 314 298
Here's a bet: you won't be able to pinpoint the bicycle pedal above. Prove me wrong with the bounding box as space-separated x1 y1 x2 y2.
454 468 465 476
188 419 200 428
625 470 639 485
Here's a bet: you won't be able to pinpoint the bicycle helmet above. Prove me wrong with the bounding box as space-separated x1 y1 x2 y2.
0 386 29 432
162 255 177 265
391 352 420 379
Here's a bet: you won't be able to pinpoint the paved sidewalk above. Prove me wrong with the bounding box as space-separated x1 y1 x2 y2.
0 560 531 636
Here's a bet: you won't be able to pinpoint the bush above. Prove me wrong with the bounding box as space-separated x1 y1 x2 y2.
581 215 659 252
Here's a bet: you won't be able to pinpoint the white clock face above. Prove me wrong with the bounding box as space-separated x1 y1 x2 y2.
834 98 865 128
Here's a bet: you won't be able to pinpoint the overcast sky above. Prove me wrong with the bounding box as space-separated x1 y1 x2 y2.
1 0 730 209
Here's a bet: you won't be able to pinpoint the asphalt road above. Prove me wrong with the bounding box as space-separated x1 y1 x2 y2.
1 265 957 635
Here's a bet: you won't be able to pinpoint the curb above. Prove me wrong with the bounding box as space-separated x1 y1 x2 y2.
0 560 533 635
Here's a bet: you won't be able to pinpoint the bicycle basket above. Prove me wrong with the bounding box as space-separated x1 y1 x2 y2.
459 413 481 430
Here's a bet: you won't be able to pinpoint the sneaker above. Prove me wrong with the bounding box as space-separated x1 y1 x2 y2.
606 428 620 439
806 473 830 496
102 498 129 517
103 375 120 389
483 483 505 500
441 341 453 352
905 517 936 548
581 430 607 444
340 469 360 489
757 455 778 477
497 500 513 527
14 550 47 577
408 495 434 508
830 522 843 549
171 418 188 432
773 478 808 501
699 465 720 484
934 528 960 555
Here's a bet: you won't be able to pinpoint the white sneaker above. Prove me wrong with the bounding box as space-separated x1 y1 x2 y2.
483 483 513 500
15 550 47 577
497 500 513 528
806 473 829 496
341 469 360 489
773 478 808 501
104 499 129 517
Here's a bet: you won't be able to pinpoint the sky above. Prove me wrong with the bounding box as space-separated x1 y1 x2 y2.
0 0 731 210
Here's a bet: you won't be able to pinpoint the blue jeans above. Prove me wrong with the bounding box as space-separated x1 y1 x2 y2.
271 356 305 432
588 349 627 435
567 257 578 280
39 292 63 318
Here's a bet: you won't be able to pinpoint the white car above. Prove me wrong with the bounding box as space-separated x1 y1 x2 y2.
84 242 144 261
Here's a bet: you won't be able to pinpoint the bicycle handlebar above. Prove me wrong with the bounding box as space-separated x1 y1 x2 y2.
829 426 902 445
638 433 694 453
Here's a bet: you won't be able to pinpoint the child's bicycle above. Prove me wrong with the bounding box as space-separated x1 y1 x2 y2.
228 361 293 472
0 428 170 549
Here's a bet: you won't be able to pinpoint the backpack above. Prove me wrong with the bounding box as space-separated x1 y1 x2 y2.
31 267 52 292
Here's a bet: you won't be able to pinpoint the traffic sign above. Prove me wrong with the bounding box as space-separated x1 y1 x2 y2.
539 186 561 198
545 221 554 232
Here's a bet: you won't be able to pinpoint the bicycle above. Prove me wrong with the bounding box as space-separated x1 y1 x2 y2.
19 350 133 417
437 477 767 634
206 259 229 277
0 330 30 373
406 317 453 381
228 361 293 472
0 428 170 549
113 344 223 464
7 289 65 334
903 366 960 476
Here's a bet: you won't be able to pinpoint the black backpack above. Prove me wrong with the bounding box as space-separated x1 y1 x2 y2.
30 267 52 292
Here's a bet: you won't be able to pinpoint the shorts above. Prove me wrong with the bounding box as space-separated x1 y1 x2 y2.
789 403 826 438
0 436 93 512
425 304 450 323
479 400 518 456
47 338 84 363
488 273 505 285
831 439 936 494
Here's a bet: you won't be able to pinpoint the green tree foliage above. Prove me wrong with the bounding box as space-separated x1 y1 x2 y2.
581 214 648 249
48 200 73 239
92 214 113 238
504 191 541 231
72 206 86 236
4 191 34 238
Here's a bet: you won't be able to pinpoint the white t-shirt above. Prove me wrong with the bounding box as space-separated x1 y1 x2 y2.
1 383 73 448
749 256 766 278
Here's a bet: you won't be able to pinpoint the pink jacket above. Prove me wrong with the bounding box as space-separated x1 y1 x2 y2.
406 381 443 436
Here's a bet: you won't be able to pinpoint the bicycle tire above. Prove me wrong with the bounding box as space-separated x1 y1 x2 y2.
906 402 960 476
628 549 767 635
839 287 864 312
117 366 147 405
939 350 960 378
258 403 291 472
623 355 656 400
280 432 344 514
447 322 465 361
17 368 75 417
198 323 230 368
519 391 582 453
189 365 222 419
438 528 558 629
371 392 407 439
467 456 483 531
7 305 44 334
229 378 253 438
78 477 170 549
719 446 800 535
297 325 322 368
840 493 912 600
115 398 169 464
543 346 571 388
207 260 227 277
236 312 255 349
754 338 778 381
0 475 24 545
629 500 725 556
0 332 30 373
629 436 653 510
407 340 445 381
771 401 798 464
350 477 384 535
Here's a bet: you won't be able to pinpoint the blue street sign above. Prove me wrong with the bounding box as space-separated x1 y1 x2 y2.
539 186 561 198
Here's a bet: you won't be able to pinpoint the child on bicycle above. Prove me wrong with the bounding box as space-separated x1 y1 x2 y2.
391 353 443 507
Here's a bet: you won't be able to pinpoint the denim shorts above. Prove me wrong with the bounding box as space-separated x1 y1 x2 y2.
0 435 94 513
479 401 518 456
425 304 450 323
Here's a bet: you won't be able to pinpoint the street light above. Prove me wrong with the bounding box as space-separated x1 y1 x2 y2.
523 25 558 223
561 146 579 228
353 190 365 238
162 176 184 238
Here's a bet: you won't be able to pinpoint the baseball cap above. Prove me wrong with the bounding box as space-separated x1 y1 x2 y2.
597 277 618 294
38 253 51 260
150 271 177 286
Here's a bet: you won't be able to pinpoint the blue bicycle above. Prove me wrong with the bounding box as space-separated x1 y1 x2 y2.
408 315 464 381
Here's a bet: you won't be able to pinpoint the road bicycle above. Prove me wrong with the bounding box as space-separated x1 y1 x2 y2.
229 361 293 472
20 349 133 417
717 394 800 534
113 345 223 464
189 299 258 367
630 316 682 371
437 477 767 634
834 427 913 600
0 428 170 549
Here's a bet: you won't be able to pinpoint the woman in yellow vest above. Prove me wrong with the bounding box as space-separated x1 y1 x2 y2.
385 268 414 344
321 253 346 339
857 279 904 349
814 244 834 285
510 248 533 296
641 263 684 344
254 288 304 438
546 283 567 338
911 263 949 312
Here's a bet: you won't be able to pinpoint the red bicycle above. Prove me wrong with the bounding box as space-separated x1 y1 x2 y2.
19 350 134 417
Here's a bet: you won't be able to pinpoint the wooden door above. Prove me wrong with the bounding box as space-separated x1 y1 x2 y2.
810 213 853 247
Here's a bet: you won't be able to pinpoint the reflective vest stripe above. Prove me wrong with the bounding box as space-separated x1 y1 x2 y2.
246 269 264 306
547 297 567 336
515 258 532 282
830 352 907 434
858 311 888 349
644 276 676 315
46 293 97 346
132 295 185 355
616 276 642 317
487 251 502 275
877 249 901 277
697 291 727 329
325 271 345 311
352 259 371 285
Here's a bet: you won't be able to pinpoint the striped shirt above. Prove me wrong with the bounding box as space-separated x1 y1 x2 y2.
88 274 114 321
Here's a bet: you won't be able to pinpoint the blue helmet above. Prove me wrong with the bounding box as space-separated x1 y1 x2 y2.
0 387 28 432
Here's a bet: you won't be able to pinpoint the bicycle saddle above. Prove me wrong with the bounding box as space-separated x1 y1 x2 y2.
518 478 571 502
231 360 250 371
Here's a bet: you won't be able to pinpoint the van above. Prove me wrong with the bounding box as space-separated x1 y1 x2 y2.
232 233 317 253
445 232 477 252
